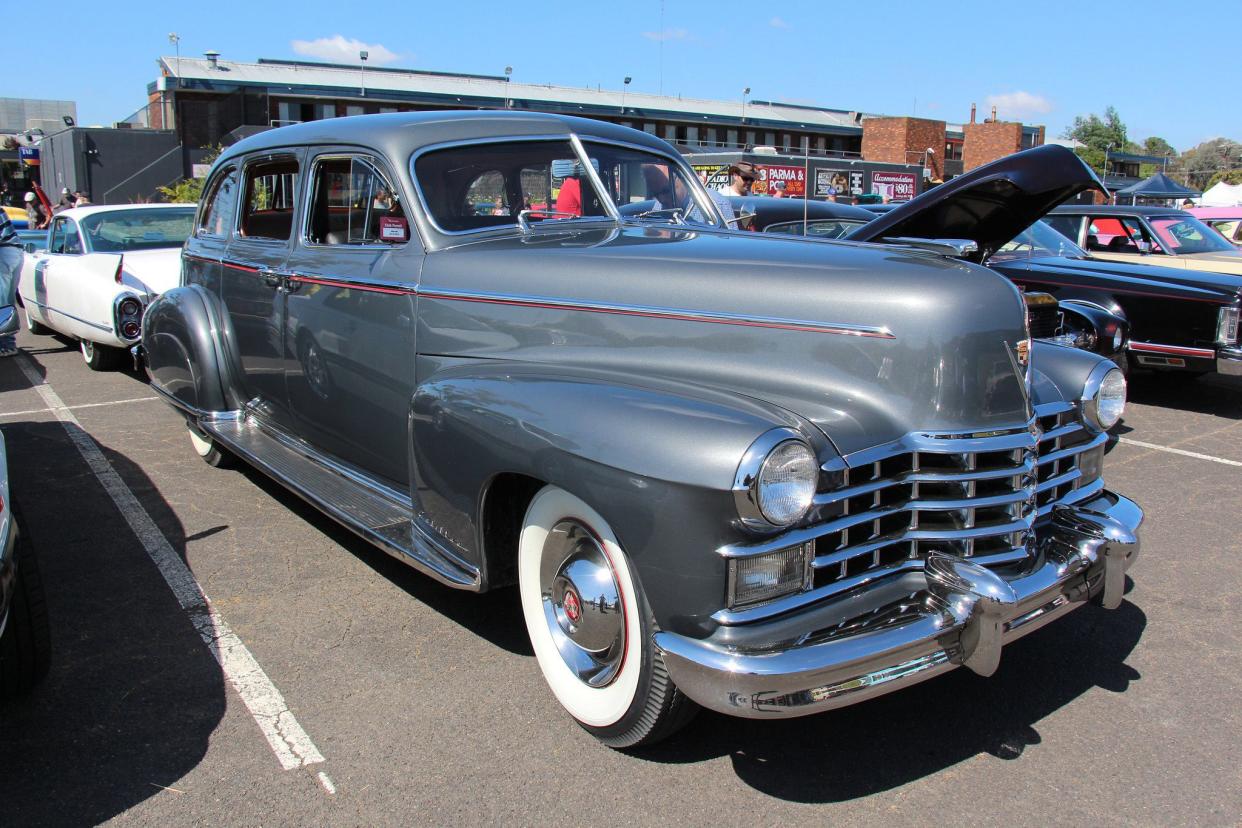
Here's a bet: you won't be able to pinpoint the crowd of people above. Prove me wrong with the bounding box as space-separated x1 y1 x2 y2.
18 187 91 230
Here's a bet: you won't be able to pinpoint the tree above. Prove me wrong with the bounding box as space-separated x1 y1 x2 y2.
1061 106 1130 175
1180 138 1242 190
1205 169 1242 189
157 144 223 203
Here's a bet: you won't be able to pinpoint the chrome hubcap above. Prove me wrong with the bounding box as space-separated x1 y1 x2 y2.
539 519 625 687
81 340 93 361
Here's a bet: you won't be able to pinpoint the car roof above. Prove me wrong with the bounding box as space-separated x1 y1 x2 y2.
220 109 676 164
56 203 196 220
1049 204 1192 217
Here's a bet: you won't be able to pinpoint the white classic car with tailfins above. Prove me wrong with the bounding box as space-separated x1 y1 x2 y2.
18 203 194 370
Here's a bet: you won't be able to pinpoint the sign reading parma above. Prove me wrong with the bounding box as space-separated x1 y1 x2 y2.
755 165 805 197
871 171 918 202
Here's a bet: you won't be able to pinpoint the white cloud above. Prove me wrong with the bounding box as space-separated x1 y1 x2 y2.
769 17 790 28
642 28 687 41
291 35 400 65
985 91 1053 120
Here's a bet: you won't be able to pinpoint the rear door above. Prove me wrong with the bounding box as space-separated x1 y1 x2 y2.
222 151 303 428
281 149 420 487
35 216 112 341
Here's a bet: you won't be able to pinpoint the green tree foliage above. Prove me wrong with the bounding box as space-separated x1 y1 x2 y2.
1180 138 1242 190
1205 169 1242 189
1062 106 1132 175
157 144 223 204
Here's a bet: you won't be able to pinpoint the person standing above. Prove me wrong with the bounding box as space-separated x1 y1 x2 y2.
24 192 47 229
718 162 759 197
0 206 24 357
53 188 76 214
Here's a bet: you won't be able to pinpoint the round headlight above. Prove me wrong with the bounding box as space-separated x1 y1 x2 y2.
1085 367 1126 431
756 440 818 526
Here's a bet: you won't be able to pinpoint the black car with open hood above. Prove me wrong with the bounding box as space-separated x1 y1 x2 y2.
846 145 1242 378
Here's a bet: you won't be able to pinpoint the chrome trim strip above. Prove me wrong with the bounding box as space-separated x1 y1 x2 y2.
815 460 1035 507
419 287 896 339
1037 477 1104 517
31 300 113 334
569 133 623 226
1037 431 1106 467
1127 341 1215 358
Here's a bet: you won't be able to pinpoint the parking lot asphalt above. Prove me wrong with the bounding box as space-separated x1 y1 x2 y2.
0 327 1239 827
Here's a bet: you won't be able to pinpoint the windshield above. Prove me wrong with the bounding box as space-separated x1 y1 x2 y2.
81 207 195 252
1148 215 1237 255
413 138 722 233
993 219 1087 261
762 218 869 239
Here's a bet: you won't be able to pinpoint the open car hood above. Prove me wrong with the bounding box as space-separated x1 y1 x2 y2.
845 145 1106 264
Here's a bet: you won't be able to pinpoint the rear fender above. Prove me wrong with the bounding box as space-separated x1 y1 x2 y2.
142 284 229 415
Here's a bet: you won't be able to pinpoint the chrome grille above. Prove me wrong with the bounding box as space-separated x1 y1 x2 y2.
806 403 1105 600
1027 303 1062 339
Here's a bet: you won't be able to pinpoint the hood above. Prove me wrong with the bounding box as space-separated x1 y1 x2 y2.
995 253 1242 303
119 247 183 296
422 226 1035 456
846 145 1106 263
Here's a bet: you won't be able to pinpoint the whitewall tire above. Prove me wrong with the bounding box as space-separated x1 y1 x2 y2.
188 425 233 468
518 485 696 747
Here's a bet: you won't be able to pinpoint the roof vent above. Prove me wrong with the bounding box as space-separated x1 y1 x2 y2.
204 50 220 70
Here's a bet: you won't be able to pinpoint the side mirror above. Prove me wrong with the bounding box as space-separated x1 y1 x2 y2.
23 242 36 254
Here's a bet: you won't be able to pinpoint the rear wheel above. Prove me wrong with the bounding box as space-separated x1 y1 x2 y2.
23 308 49 336
188 425 234 469
518 486 697 748
0 510 52 700
80 339 121 371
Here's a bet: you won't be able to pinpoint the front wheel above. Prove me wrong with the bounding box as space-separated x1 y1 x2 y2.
80 339 121 371
518 486 697 748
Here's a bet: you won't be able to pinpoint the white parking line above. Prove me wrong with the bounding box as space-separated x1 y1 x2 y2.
0 395 159 419
14 357 327 774
1119 437 1242 468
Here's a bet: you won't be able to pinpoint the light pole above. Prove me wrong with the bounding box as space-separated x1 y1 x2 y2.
504 65 513 109
359 50 368 98
741 86 750 124
166 32 180 129
620 76 631 117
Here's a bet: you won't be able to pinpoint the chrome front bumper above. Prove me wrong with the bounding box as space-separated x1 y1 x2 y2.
654 490 1142 719
1218 346 1242 377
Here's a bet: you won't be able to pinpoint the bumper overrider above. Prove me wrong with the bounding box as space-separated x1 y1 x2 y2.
654 490 1142 719
1218 346 1242 377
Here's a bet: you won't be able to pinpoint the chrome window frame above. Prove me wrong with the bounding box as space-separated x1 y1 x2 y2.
48 216 81 256
234 152 302 244
299 151 414 251
195 164 240 241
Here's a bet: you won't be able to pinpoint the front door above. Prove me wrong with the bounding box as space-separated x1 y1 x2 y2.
281 150 420 488
222 152 303 427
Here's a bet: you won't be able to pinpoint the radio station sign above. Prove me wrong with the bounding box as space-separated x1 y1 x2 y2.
755 165 805 197
871 171 918 202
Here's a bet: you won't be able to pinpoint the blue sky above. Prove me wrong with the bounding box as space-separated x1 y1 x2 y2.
15 0 1239 152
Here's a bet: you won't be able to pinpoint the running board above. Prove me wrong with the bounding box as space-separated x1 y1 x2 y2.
201 416 480 590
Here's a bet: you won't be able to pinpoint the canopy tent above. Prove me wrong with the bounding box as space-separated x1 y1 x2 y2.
1115 172 1200 202
1199 181 1242 207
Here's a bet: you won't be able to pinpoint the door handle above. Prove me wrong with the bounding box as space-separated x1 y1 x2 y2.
260 268 282 288
284 278 302 293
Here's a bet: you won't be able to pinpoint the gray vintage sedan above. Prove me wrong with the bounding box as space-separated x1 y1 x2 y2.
143 112 1142 747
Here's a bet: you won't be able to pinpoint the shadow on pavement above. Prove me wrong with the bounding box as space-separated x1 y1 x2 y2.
227 459 534 657
0 420 226 825
632 598 1145 802
1126 370 1242 419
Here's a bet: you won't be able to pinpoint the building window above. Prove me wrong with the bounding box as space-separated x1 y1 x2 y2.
727 128 738 147
745 130 756 148
316 103 335 120
686 126 698 145
816 136 827 155
663 124 676 141
764 132 776 148
345 105 364 117
643 122 657 135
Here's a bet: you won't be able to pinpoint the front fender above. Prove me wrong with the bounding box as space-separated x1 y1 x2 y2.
1030 339 1115 407
1059 299 1129 357
143 284 228 415
411 360 834 635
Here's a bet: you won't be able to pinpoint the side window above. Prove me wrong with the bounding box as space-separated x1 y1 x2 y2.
61 219 82 254
198 166 239 238
306 156 409 245
1043 215 1081 243
48 217 68 254
240 158 299 241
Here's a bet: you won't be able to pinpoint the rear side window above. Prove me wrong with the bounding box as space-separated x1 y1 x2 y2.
198 166 238 238
1043 215 1080 243
306 156 408 245
240 158 299 241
